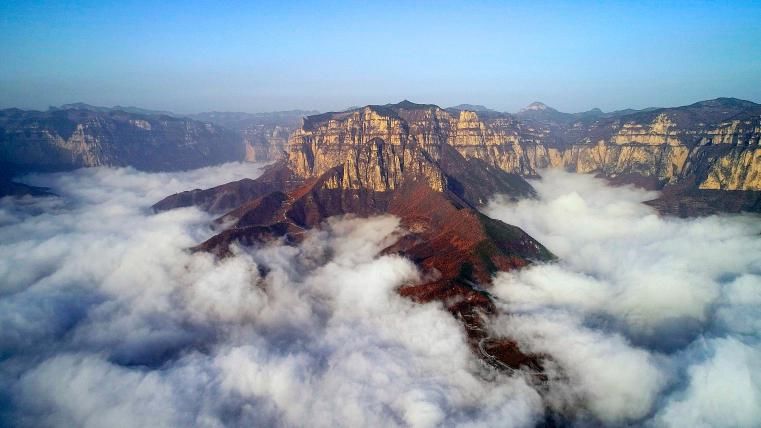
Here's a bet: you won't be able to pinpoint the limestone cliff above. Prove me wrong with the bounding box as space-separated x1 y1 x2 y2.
242 125 292 161
288 106 448 192
520 98 761 190
286 101 545 193
285 99 761 194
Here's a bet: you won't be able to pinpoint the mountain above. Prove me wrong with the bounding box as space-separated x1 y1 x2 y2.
154 101 556 374
516 101 659 120
247 98 761 215
446 104 497 113
4 97 760 215
0 106 243 177
515 101 572 122
573 107 604 119
55 103 178 117
0 106 322 196
516 102 636 122
544 97 761 206
188 110 318 129
519 101 553 113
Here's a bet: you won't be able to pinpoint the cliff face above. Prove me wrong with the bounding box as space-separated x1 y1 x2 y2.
286 102 546 192
0 107 243 173
242 126 292 162
7 98 757 195
518 98 761 191
288 105 449 192
285 99 761 193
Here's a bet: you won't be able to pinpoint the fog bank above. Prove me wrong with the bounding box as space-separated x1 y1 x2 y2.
486 170 761 426
0 166 759 427
0 164 539 427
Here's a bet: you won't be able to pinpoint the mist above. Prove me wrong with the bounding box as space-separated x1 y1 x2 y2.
0 164 539 427
1 166 759 427
486 170 761 426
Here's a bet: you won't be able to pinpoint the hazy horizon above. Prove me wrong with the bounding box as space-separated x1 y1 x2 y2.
4 95 761 117
2 0 761 114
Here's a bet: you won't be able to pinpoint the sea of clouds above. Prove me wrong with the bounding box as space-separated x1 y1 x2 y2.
486 170 761 427
0 164 759 427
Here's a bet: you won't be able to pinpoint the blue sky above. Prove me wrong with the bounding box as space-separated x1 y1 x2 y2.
1 0 760 113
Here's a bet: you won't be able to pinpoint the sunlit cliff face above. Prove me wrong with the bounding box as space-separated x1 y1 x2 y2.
285 102 761 193
0 165 759 427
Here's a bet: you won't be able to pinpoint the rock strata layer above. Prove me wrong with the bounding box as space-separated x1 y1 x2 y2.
287 98 761 192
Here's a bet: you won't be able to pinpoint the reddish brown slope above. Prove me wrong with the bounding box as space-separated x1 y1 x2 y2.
152 162 296 213
181 162 552 373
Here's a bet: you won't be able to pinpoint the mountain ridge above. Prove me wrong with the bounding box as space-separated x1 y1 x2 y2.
0 106 243 176
3 97 760 216
282 98 761 215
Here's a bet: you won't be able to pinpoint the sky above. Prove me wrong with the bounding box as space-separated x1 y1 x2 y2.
1 0 760 114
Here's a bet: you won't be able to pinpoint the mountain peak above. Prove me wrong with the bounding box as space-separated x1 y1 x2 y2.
447 104 496 113
53 102 176 117
521 101 555 112
689 97 759 109
389 100 439 110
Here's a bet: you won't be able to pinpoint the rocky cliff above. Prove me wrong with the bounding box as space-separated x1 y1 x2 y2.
286 101 544 188
285 98 761 193
0 107 244 174
526 98 761 191
277 99 761 215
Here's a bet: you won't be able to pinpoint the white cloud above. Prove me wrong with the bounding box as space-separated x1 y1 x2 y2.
16 354 182 428
0 163 543 428
1 165 759 427
655 338 761 427
485 169 761 425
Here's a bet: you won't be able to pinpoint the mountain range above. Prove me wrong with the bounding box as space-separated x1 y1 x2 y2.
285 98 761 215
2 98 760 215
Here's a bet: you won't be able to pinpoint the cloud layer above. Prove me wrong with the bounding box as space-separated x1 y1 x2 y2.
485 170 761 426
0 164 539 428
1 165 759 427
